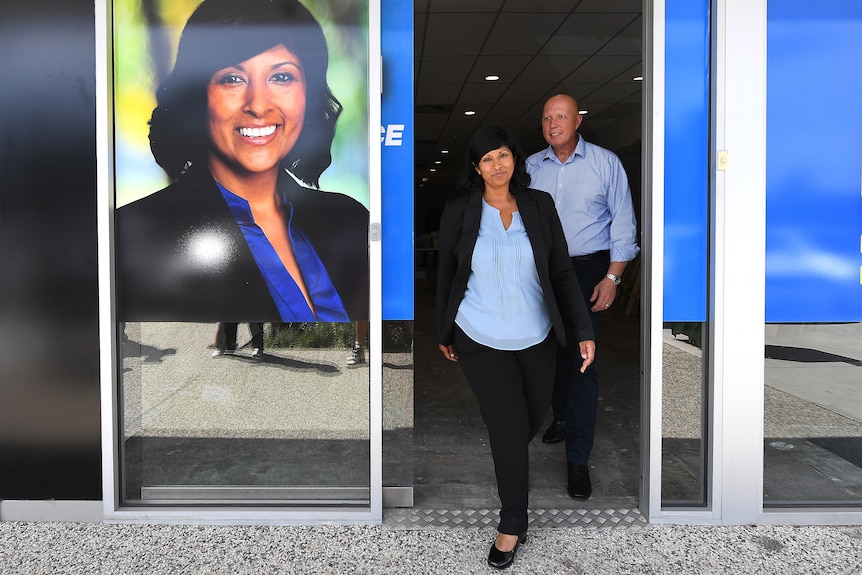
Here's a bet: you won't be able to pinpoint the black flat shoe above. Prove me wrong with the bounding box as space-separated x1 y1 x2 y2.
567 463 592 500
541 420 565 444
487 533 527 570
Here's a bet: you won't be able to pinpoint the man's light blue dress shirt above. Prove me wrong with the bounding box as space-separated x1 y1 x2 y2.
526 135 639 262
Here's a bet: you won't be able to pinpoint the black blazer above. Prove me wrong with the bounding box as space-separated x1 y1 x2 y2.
435 187 594 348
116 164 369 322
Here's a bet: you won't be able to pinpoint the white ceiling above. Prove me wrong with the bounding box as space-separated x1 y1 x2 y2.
413 0 643 190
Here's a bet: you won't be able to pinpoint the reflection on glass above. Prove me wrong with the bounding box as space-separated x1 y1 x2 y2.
662 321 706 506
120 321 370 505
382 320 414 496
764 322 862 505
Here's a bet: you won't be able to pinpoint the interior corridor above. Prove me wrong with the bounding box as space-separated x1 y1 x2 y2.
410 286 642 511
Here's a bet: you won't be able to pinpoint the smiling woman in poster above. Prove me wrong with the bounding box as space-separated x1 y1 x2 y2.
116 0 369 322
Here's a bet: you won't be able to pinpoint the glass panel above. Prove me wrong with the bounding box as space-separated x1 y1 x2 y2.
763 323 862 505
662 322 706 505
382 320 414 493
121 322 370 505
112 0 372 507
661 0 711 507
765 1 862 506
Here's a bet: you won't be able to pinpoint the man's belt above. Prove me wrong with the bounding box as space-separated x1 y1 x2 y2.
571 250 609 262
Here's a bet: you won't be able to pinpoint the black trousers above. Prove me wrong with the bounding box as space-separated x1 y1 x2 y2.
550 251 607 464
454 326 557 536
215 322 264 351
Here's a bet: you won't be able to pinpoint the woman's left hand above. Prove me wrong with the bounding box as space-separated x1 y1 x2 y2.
439 344 459 362
578 340 596 372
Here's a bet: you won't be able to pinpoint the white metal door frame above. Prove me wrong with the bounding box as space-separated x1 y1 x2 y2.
644 0 862 525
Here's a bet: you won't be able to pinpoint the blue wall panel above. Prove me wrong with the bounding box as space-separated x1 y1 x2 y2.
664 0 710 322
381 0 414 320
766 1 862 322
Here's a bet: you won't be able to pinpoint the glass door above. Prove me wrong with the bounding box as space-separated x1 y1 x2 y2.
100 0 381 519
763 1 862 508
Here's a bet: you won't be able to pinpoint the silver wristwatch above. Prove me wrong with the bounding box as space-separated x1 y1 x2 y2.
605 273 622 286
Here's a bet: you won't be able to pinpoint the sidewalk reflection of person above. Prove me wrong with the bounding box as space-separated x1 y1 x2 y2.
212 322 264 360
117 0 369 323
346 321 368 366
436 125 595 570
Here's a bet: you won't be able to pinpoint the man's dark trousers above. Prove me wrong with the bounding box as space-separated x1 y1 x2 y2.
550 250 608 465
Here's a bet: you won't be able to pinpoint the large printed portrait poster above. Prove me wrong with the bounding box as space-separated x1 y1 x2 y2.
113 0 370 323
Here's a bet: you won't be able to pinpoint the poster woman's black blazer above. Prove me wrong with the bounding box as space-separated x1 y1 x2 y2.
116 164 369 322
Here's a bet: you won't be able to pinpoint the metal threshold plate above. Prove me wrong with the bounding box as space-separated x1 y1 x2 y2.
141 485 370 506
383 508 647 530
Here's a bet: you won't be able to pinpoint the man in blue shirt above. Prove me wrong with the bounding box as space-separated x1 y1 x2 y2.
526 94 640 500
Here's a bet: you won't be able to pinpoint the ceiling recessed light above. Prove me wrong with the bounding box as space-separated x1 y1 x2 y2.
430 168 437 172
464 110 476 116
485 75 500 81
633 76 643 81
421 177 428 182
579 110 588 115
434 160 442 164
441 150 449 154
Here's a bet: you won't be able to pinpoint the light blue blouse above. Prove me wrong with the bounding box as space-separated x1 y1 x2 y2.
455 198 552 351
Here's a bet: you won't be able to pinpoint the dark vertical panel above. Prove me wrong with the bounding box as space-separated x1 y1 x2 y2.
0 0 101 499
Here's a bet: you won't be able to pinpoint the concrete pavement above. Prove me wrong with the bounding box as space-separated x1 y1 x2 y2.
1 520 860 574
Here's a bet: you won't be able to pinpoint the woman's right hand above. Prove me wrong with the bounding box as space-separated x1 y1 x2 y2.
439 344 459 362
578 340 596 373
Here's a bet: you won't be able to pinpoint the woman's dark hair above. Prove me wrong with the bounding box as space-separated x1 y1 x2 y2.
148 0 342 187
456 125 531 194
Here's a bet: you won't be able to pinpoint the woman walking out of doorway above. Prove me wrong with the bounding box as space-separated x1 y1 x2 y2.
435 125 595 569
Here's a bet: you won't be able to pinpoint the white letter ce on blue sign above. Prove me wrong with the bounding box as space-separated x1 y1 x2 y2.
381 124 405 146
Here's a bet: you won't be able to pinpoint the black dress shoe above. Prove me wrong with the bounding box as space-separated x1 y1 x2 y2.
487 533 527 570
541 420 566 444
567 463 592 500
